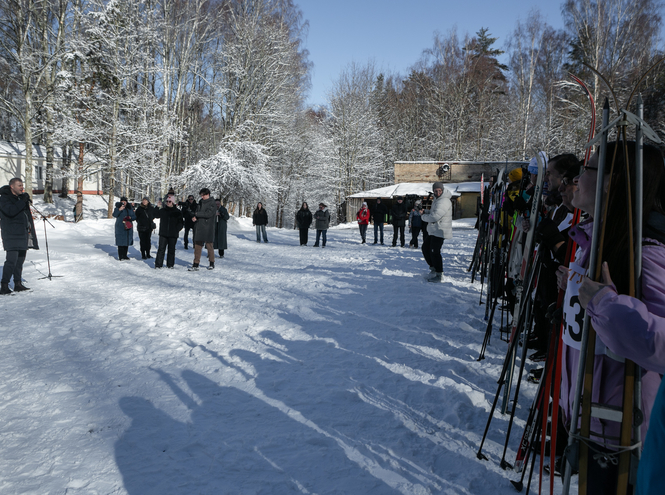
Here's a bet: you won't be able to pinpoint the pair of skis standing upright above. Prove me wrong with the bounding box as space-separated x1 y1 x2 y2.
471 71 657 494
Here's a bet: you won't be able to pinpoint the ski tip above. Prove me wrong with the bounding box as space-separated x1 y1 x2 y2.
510 480 524 492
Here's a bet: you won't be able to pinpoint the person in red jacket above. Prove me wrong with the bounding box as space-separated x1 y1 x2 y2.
356 202 370 244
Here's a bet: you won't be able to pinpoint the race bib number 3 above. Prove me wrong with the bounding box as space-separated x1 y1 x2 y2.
562 262 585 349
562 261 606 354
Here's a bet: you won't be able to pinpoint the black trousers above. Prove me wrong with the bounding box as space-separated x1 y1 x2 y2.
183 225 192 247
138 230 152 257
422 236 444 273
409 227 421 247
117 246 129 260
392 225 405 246
1 250 26 285
299 228 309 245
155 236 177 268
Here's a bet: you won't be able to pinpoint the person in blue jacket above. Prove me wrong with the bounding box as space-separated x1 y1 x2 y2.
112 197 136 260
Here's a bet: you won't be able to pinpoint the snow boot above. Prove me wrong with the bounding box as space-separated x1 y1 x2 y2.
427 272 443 283
188 263 199 271
14 282 30 292
207 263 215 270
0 282 12 295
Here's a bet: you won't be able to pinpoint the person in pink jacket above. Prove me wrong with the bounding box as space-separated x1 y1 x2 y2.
356 202 370 244
557 141 665 494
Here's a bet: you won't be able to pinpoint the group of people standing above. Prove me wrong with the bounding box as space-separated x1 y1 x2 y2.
475 142 665 494
295 202 331 247
354 183 453 282
112 188 229 271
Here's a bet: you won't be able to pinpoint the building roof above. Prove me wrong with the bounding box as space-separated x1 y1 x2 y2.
347 182 461 199
0 140 100 163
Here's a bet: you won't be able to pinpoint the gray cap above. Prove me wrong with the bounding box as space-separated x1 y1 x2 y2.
433 182 444 191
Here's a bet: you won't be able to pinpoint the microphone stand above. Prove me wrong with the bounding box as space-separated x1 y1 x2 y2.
30 203 62 280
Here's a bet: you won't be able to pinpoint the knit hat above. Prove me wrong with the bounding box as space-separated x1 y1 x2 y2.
142 196 149 202
433 181 444 191
508 168 523 183
528 152 548 175
362 202 367 207
120 196 128 202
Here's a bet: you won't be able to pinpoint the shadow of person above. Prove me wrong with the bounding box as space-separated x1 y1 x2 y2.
227 331 509 493
114 397 191 494
94 243 118 258
115 370 396 494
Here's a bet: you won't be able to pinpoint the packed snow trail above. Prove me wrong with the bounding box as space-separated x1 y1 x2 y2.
0 198 561 494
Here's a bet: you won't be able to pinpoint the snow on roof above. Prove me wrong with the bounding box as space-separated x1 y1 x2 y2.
346 182 486 199
450 182 483 193
0 140 100 162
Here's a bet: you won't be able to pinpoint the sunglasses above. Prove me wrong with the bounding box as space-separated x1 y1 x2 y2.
579 165 598 175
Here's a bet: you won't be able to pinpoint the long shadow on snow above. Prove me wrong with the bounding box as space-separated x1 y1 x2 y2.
223 330 510 493
115 369 396 495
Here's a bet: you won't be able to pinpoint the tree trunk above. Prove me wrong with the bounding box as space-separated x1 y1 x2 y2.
43 106 54 203
107 99 119 219
24 100 33 199
60 143 71 198
75 142 84 222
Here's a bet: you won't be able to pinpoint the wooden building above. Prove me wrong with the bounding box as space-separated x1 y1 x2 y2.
0 141 103 195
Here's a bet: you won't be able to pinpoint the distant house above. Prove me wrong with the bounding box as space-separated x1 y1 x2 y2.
394 160 526 184
347 182 487 220
346 182 462 221
392 160 528 218
0 141 103 195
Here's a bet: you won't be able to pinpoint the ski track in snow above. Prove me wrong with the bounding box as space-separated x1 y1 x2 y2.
0 200 565 494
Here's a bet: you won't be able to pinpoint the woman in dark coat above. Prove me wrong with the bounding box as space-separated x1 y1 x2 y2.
252 202 269 243
295 202 312 246
154 195 183 268
134 197 157 259
112 197 136 260
213 199 230 257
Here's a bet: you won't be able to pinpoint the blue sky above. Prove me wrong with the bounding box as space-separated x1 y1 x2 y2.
296 0 566 107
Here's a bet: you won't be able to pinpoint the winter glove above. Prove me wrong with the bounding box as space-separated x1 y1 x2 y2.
536 218 565 252
546 302 563 328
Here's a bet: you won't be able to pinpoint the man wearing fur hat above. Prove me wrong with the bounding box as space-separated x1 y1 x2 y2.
420 182 452 283
0 178 39 294
313 203 330 247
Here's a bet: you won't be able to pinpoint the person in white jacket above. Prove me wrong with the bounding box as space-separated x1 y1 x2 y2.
420 182 453 282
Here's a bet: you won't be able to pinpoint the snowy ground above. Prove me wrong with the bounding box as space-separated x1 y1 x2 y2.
1 197 562 494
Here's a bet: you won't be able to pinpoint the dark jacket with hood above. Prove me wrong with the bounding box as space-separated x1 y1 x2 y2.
390 200 408 227
372 200 388 225
135 202 157 232
193 197 217 243
214 204 230 250
0 185 39 251
253 207 268 226
179 199 197 227
155 204 184 238
296 208 312 229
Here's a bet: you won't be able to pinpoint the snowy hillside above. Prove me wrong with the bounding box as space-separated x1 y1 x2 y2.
0 206 563 494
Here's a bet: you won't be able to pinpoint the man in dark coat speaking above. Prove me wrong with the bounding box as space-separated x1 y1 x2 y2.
0 178 39 294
